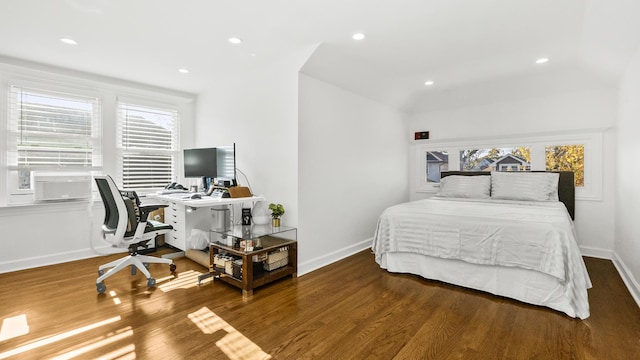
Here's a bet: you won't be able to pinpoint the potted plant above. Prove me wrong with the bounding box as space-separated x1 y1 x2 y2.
269 203 285 227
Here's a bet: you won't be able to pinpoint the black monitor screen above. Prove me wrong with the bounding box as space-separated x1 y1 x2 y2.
216 144 236 181
184 148 217 178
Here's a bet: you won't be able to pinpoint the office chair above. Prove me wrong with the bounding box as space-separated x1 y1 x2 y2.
94 175 176 294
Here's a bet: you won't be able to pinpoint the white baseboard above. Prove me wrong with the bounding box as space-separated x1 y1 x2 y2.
0 245 126 274
579 245 613 259
297 238 372 276
611 251 640 309
578 245 640 310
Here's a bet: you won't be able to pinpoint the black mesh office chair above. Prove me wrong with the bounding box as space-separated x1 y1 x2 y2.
94 175 176 294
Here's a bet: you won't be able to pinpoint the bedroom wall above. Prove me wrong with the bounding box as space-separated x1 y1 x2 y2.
297 74 409 274
194 49 310 266
615 44 640 303
194 59 301 228
407 88 618 253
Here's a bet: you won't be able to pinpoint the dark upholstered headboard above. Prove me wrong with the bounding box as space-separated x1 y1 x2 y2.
440 171 575 220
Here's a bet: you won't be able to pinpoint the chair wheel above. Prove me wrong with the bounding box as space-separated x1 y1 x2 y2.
97 283 107 294
147 278 156 287
98 269 105 276
169 264 177 272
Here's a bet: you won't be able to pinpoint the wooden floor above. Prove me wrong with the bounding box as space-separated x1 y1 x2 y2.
1 250 639 360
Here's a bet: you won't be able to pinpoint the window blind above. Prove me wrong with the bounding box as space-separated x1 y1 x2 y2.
118 101 179 190
7 85 101 170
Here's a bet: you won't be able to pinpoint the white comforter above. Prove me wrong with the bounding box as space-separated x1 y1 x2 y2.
372 197 592 318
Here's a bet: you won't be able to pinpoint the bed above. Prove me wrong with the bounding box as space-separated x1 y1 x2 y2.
372 171 591 319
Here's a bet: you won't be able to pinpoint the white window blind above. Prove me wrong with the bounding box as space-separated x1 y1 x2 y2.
117 101 179 190
7 85 101 170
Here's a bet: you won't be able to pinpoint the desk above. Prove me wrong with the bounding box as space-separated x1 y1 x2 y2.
145 193 265 251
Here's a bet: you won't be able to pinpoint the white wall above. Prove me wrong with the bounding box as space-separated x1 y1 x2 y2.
297 74 409 274
0 202 99 272
407 88 618 253
194 50 310 229
194 59 409 275
615 44 640 303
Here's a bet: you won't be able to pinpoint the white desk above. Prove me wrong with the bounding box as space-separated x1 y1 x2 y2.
145 193 265 251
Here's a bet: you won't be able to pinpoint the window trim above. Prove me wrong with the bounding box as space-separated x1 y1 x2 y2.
0 61 195 207
5 78 103 201
413 129 603 201
116 96 181 193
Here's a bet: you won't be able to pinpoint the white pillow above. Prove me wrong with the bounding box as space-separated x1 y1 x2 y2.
438 175 491 199
490 172 559 201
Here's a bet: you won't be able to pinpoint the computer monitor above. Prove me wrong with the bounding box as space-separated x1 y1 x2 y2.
215 144 236 182
183 147 217 178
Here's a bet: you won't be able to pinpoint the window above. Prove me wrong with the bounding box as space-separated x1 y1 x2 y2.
460 147 531 172
413 130 602 200
425 151 449 183
546 145 584 187
7 84 101 191
117 100 179 191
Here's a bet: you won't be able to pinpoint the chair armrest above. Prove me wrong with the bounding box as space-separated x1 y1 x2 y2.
138 204 168 223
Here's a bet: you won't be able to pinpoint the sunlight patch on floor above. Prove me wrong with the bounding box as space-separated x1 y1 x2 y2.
109 290 122 305
0 316 121 360
97 343 136 360
0 314 29 341
49 326 134 360
158 270 205 292
188 307 272 360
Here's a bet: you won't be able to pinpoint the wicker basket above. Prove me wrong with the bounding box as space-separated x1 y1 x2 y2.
264 257 288 271
264 249 288 271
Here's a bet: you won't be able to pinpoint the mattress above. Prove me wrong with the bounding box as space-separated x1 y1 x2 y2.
372 197 592 319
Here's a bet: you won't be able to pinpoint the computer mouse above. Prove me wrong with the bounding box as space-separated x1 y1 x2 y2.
190 193 202 199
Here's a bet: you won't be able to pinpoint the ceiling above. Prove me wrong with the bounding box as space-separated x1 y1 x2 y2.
0 0 639 113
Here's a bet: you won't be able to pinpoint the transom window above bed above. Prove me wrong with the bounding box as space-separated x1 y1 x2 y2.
414 130 602 200
546 145 584 187
460 147 531 172
426 151 449 183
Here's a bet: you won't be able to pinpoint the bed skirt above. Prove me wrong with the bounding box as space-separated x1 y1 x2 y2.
378 251 590 319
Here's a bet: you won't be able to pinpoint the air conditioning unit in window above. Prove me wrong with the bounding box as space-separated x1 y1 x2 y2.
33 172 92 202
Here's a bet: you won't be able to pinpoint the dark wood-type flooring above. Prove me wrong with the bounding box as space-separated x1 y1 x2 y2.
1 249 639 359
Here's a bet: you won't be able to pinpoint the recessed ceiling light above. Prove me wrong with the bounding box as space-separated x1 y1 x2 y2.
352 33 366 40
536 58 549 64
228 37 242 45
60 38 78 45
424 80 435 86
178 68 189 74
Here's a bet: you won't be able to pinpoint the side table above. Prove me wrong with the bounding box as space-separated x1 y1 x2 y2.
200 225 297 298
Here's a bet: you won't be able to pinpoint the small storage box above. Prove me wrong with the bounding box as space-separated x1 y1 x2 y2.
252 253 268 262
264 248 288 271
264 258 288 271
231 259 243 279
214 254 233 272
